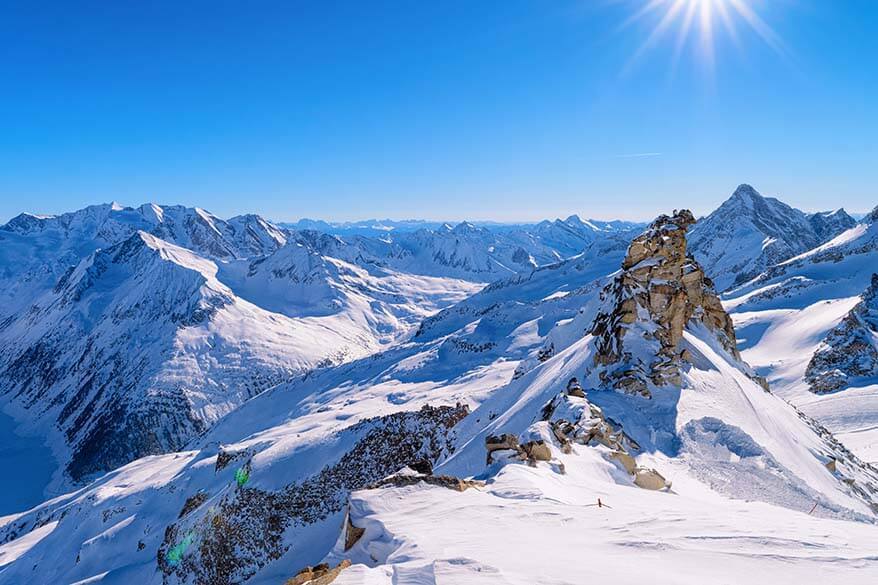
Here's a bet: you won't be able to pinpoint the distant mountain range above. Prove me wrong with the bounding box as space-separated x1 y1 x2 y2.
2 186 878 585
280 216 646 237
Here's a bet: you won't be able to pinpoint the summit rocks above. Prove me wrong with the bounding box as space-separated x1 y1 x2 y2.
591 210 740 396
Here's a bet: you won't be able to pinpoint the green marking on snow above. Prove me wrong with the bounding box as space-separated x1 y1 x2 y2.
166 532 194 566
235 466 249 487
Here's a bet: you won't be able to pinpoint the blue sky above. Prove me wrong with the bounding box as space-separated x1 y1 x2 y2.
1 1 875 222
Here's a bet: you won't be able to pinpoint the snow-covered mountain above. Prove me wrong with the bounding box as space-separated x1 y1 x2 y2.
3 210 876 585
217 231 481 341
391 221 558 277
0 202 640 498
688 184 856 291
0 231 402 491
0 203 287 320
282 216 645 242
724 206 878 463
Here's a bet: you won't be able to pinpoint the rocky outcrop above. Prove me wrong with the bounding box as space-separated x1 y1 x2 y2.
369 473 483 492
344 513 365 551
806 274 878 393
485 433 520 464
285 560 351 585
590 210 740 397
542 392 640 452
542 391 667 490
566 377 585 398
158 404 468 585
485 434 553 466
634 468 669 491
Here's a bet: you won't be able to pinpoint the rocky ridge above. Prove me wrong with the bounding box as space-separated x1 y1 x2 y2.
806 273 878 393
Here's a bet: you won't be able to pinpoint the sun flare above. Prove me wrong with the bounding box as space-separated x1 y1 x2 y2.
622 0 786 72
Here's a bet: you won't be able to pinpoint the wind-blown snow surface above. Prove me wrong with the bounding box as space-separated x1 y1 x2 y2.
724 211 878 464
2 228 876 584
338 466 876 585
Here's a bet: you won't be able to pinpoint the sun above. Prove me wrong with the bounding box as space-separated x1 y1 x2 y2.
621 0 786 73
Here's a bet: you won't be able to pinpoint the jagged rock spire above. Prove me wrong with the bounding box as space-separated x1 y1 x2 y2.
590 209 739 397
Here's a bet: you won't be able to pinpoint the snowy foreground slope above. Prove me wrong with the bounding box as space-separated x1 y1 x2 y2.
725 207 878 463
2 210 876 584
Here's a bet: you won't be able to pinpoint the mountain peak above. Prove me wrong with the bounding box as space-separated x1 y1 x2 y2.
592 208 741 396
452 221 479 234
730 183 763 203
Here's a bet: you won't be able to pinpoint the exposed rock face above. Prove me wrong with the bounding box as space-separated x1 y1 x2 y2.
806 274 878 393
521 440 552 462
541 391 666 490
590 210 739 397
486 434 520 455
285 560 351 585
634 468 669 491
485 434 554 465
344 514 365 551
542 392 640 453
609 450 637 474
369 473 483 492
158 404 468 585
566 377 585 398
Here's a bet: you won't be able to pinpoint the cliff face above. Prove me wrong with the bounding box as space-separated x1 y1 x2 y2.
590 210 740 397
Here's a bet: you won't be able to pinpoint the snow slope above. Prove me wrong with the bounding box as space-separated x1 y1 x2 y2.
724 209 878 463
337 456 878 585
